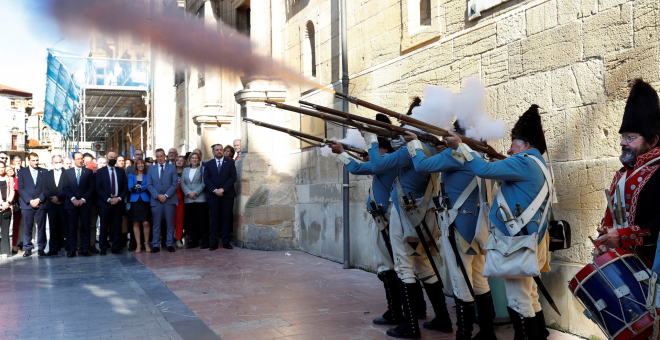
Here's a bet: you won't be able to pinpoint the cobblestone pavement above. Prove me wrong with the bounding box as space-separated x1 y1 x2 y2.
135 248 583 340
0 251 218 340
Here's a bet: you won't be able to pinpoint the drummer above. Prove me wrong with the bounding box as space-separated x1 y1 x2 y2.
594 79 660 276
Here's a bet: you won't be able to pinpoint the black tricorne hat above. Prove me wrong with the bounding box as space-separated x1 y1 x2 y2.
510 105 547 155
619 79 660 137
375 114 395 152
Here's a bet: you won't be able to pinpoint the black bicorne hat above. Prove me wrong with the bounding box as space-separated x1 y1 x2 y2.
510 105 547 155
619 79 660 137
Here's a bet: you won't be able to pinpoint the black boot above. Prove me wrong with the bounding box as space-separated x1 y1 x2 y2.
535 310 549 340
421 280 453 333
373 271 404 325
473 292 498 340
455 297 475 340
386 281 421 339
413 279 427 319
507 307 538 340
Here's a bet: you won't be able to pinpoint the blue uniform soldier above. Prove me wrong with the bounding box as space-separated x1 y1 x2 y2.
407 122 498 340
445 106 553 340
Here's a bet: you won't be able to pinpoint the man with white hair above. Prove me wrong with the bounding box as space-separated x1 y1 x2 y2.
232 139 241 161
43 155 68 256
62 157 72 170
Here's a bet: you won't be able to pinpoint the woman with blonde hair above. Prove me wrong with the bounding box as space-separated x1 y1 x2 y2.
128 159 151 253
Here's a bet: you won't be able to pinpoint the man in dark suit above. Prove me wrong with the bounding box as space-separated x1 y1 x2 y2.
63 152 95 257
43 155 68 256
17 153 48 257
146 148 179 253
95 152 128 255
203 144 237 250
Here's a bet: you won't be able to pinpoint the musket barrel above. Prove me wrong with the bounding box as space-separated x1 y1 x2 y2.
334 92 505 160
264 100 398 138
243 118 367 156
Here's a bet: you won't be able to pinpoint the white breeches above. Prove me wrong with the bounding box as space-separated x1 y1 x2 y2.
371 218 394 274
390 206 437 284
440 233 490 302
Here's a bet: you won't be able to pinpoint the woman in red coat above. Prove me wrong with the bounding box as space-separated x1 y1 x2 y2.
174 156 186 248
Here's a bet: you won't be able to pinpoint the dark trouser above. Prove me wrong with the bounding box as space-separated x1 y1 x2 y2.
208 198 233 246
68 208 91 252
99 204 123 251
184 202 210 246
0 211 12 255
47 205 68 253
22 209 47 251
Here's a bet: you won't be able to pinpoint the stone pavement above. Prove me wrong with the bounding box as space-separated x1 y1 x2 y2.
0 251 219 340
136 248 583 340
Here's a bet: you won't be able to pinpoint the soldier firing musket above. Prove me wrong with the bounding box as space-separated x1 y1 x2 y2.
327 112 428 328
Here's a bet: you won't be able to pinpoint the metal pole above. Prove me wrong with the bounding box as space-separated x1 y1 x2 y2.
340 0 350 269
184 0 190 153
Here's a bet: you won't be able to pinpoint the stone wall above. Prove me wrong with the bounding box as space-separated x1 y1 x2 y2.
232 0 660 337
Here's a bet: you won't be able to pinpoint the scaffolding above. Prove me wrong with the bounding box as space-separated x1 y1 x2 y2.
44 49 151 154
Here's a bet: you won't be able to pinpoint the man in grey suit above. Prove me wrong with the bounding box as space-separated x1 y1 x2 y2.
146 148 178 253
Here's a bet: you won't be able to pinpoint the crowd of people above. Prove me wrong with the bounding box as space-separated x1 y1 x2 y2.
0 139 241 257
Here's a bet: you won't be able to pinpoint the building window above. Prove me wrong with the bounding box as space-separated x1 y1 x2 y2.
303 21 317 79
236 6 251 37
468 0 512 20
41 127 50 142
420 0 431 26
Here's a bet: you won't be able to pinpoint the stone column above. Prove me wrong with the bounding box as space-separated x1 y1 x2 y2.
249 0 271 57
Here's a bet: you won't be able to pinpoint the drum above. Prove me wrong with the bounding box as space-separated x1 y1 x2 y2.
569 248 657 340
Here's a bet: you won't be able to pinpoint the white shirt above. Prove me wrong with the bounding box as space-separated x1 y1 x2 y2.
188 167 197 182
215 157 224 169
53 169 62 186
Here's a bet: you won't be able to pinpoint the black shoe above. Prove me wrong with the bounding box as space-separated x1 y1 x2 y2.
100 249 107 256
167 246 175 252
209 244 218 251
421 281 453 333
507 307 538 340
200 243 210 249
373 271 404 325
223 243 233 249
23 249 32 257
535 310 549 340
413 279 427 320
186 243 199 249
67 251 76 258
151 247 160 253
111 249 122 254
38 250 46 256
454 297 475 340
386 281 421 339
473 292 498 340
45 251 59 257
82 250 91 257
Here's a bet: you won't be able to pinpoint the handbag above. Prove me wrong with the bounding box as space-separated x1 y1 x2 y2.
1 208 11 219
482 155 551 278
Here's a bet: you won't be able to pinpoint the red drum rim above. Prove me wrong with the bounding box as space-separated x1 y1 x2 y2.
613 312 655 340
569 248 634 294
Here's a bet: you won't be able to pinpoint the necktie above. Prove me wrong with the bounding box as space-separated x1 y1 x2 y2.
110 167 116 196
76 168 81 185
160 164 164 179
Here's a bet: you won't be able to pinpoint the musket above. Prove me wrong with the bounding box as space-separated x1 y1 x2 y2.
243 118 368 157
264 100 398 139
334 92 505 160
299 101 443 146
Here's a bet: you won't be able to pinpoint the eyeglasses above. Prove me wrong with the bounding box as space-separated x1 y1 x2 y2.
621 134 643 143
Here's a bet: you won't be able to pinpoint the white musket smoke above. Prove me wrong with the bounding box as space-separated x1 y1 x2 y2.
410 77 508 141
320 129 367 157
